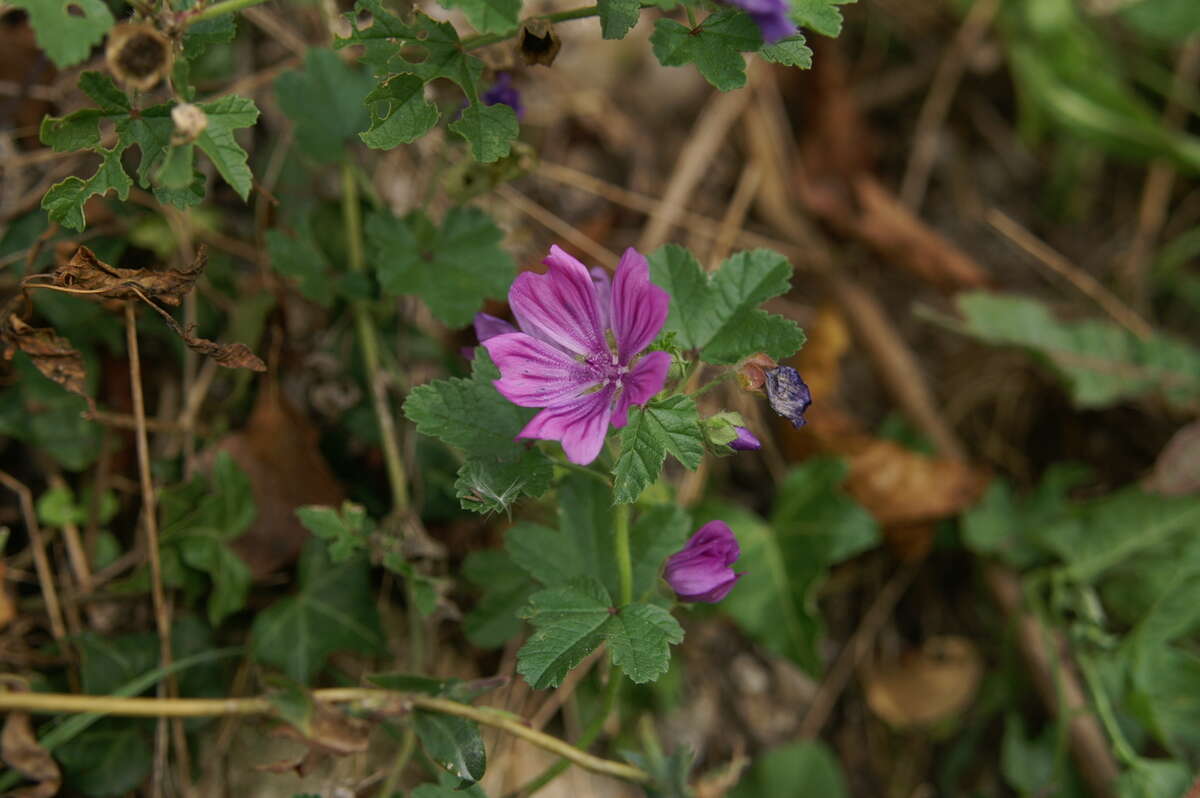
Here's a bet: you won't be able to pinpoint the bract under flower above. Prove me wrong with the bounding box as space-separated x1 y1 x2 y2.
664 520 744 603
483 246 671 465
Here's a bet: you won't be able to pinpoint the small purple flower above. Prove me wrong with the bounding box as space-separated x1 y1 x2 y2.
474 312 517 342
664 521 744 603
725 0 795 44
729 426 762 451
482 72 524 120
765 366 811 428
483 246 671 465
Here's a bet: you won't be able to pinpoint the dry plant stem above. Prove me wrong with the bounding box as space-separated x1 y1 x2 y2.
125 301 174 798
799 560 920 738
48 473 94 597
708 161 762 268
528 646 606 730
1118 35 1200 308
637 85 754 252
0 470 67 643
986 209 1154 340
899 0 1001 209
0 689 652 786
983 564 1119 798
494 184 620 269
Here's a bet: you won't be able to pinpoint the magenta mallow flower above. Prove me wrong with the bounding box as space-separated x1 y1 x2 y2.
725 0 795 44
664 521 744 603
482 72 524 119
729 426 761 451
483 246 671 465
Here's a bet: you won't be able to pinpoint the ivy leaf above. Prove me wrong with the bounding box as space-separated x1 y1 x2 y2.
295 502 372 562
369 206 516 326
360 75 439 150
437 0 520 35
598 0 641 39
404 349 535 457
195 94 259 200
790 0 854 38
455 450 554 515
648 245 806 364
518 577 613 689
250 542 384 683
275 49 373 162
41 147 132 231
650 11 762 91
450 103 519 163
57 719 151 797
761 35 813 68
605 603 683 684
175 535 251 626
612 395 705 504
413 711 487 787
10 0 113 68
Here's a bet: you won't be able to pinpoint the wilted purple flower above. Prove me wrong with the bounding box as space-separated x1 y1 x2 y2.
664 521 743 603
729 426 762 451
765 366 811 428
483 246 671 465
725 0 795 44
482 72 524 120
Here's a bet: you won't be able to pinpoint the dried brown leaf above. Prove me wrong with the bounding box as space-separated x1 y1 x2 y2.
861 636 983 729
1146 419 1200 497
49 245 206 306
1 295 92 408
1 693 61 798
0 560 16 631
137 293 267 372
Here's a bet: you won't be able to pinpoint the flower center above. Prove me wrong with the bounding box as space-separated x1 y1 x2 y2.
586 351 628 391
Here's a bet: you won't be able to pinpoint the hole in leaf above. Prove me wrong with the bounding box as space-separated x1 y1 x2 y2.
65 4 85 17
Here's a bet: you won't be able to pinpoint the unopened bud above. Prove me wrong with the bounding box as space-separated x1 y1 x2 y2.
171 103 208 145
737 353 778 392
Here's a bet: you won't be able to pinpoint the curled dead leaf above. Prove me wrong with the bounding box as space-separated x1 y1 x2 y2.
1 684 61 798
260 699 370 777
1 295 93 409
861 636 983 729
45 245 206 307
135 287 267 373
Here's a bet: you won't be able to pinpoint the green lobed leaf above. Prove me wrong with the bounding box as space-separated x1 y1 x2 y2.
438 0 520 35
598 0 641 39
605 602 683 684
455 449 554 515
413 711 488 787
450 102 520 163
11 0 113 68
360 75 439 150
950 292 1200 411
275 48 373 163
250 541 384 683
176 535 251 626
612 395 705 504
461 548 536 648
370 206 516 326
761 35 813 68
295 502 372 562
56 720 151 798
648 245 805 364
403 349 536 457
267 222 334 306
650 10 763 91
730 740 848 798
790 0 854 38
517 577 613 689
41 147 132 231
194 94 260 200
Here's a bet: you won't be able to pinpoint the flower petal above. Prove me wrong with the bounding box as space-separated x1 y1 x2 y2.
590 266 612 331
484 333 597 408
611 350 671 428
517 386 615 465
611 248 669 363
474 312 517 343
509 246 607 357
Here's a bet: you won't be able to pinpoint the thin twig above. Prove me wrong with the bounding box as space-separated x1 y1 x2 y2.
0 689 652 785
708 162 762 269
987 209 1155 340
124 301 173 798
0 470 67 644
495 184 619 269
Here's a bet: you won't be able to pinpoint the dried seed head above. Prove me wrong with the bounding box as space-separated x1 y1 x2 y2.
105 23 172 92
518 19 561 66
171 102 208 144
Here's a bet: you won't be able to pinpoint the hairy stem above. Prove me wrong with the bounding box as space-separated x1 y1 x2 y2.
0 689 651 785
614 502 633 607
183 0 273 25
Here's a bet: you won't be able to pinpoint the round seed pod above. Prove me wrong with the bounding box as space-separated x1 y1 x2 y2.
105 23 173 92
518 19 561 66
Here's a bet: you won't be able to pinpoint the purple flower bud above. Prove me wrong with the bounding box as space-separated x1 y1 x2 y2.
764 366 811 428
482 72 524 120
729 426 761 451
664 521 744 603
723 0 796 44
474 312 517 343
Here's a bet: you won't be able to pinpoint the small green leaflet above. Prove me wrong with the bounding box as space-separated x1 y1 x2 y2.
612 395 705 504
413 711 487 787
648 245 806 364
449 103 519 163
275 49 373 162
437 0 520 35
598 0 641 40
651 10 763 91
369 206 516 326
41 147 132 232
250 541 384 683
762 35 813 68
295 502 372 562
360 76 439 150
267 220 334 306
10 0 113 68
790 0 855 38
517 577 683 687
455 450 554 515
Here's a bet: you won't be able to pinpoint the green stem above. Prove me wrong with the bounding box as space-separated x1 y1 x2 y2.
183 0 272 26
506 666 625 798
1077 653 1140 767
461 2 657 50
688 370 737 398
615 503 633 607
341 160 410 514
